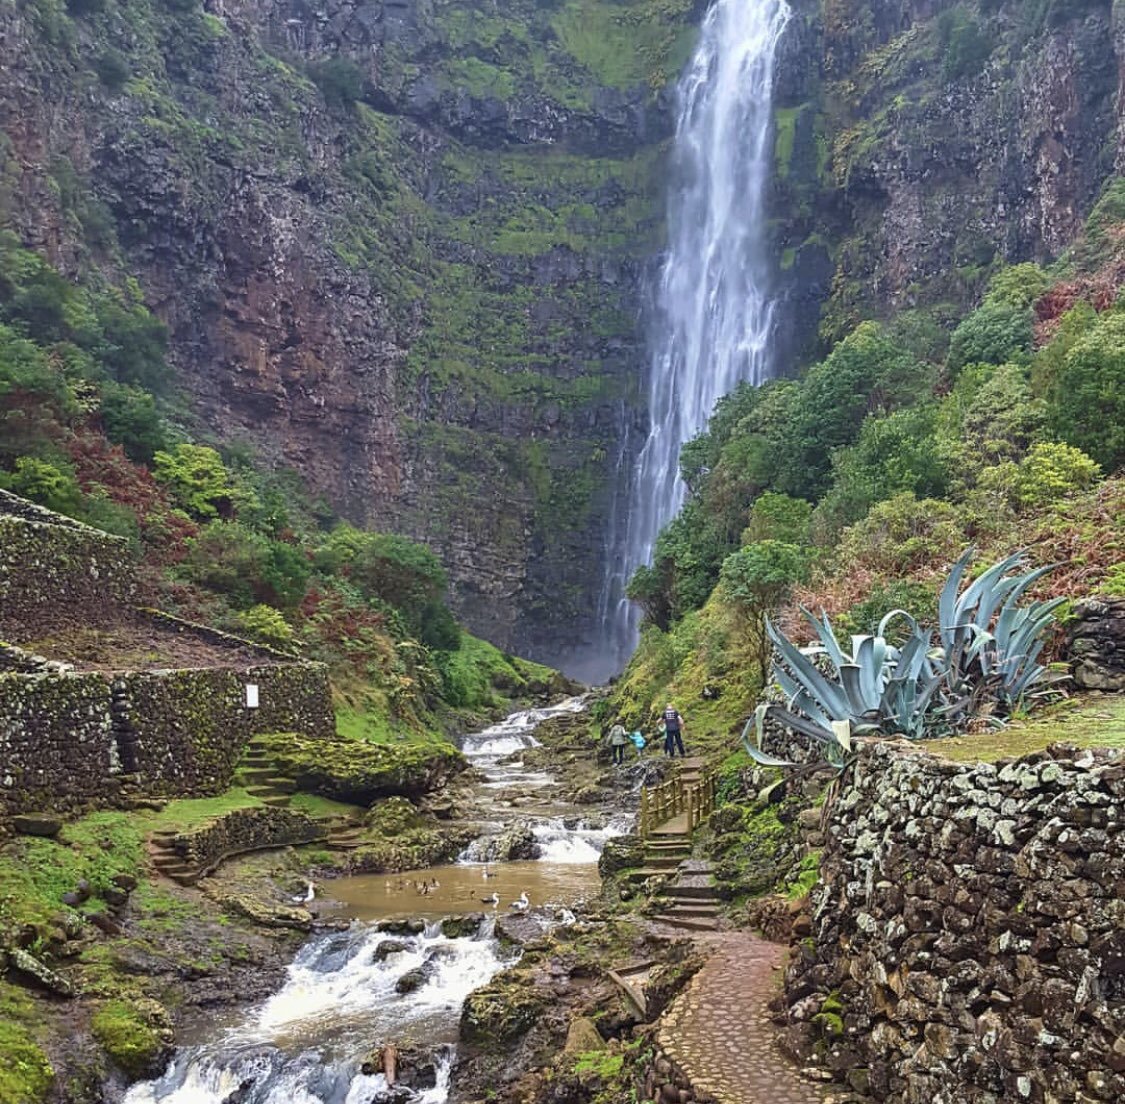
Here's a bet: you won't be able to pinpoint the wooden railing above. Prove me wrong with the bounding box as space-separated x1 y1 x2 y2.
638 770 717 838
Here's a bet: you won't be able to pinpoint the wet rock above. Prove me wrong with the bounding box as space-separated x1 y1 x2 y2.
13 813 62 837
373 939 409 961
8 947 74 996
496 913 544 946
379 919 426 935
441 913 485 939
598 835 644 877
210 892 313 931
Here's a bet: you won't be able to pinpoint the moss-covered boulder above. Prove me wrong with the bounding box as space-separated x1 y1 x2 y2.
258 732 465 803
90 998 172 1079
461 974 549 1048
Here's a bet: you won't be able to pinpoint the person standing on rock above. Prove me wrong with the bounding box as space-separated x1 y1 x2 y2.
606 721 629 765
660 704 686 758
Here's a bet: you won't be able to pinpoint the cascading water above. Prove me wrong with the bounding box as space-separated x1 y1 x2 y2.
598 0 792 677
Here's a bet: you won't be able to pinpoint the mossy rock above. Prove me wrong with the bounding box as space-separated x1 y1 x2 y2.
257 732 465 803
90 998 171 1079
0 1022 53 1104
461 975 548 1047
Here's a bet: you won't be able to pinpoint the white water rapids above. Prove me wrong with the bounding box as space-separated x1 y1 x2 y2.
597 0 792 677
124 698 624 1104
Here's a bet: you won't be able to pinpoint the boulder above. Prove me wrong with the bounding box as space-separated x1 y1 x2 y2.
373 939 409 961
563 1016 605 1055
8 947 74 996
12 814 62 838
441 913 485 939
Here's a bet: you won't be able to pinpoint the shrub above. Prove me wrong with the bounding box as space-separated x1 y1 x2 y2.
742 493 812 546
948 303 1034 372
310 58 364 108
978 442 1102 509
1047 311 1125 472
958 363 1046 464
235 604 295 648
837 493 964 574
938 11 994 80
93 50 130 91
984 263 1050 310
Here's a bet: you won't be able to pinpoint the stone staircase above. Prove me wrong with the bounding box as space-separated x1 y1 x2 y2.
655 865 721 931
149 830 202 886
235 737 297 808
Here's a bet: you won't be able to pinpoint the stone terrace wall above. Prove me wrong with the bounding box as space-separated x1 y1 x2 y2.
1068 597 1125 692
0 490 135 633
0 662 333 816
170 806 327 873
786 740 1125 1104
121 663 335 796
0 672 118 815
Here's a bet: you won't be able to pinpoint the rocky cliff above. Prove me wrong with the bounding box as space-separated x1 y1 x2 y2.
1 0 1123 674
0 0 695 672
774 0 1125 363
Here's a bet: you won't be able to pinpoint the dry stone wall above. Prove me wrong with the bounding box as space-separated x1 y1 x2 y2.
1068 598 1125 692
170 806 327 874
0 662 333 816
0 490 134 633
785 740 1125 1103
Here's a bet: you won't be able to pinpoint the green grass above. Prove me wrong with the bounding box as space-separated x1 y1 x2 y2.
925 695 1125 763
288 792 365 820
0 984 53 1104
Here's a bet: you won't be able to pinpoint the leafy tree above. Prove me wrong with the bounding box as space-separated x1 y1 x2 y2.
742 492 812 546
626 563 673 632
180 522 309 609
1047 310 1125 471
719 540 809 680
152 444 246 520
99 383 167 462
419 601 462 651
958 363 1046 465
984 263 1050 310
948 303 1033 372
0 457 82 515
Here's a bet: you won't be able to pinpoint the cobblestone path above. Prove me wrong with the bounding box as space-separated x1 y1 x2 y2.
656 933 826 1104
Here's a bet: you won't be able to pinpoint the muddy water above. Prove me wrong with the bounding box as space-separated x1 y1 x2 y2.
322 860 596 923
125 697 622 1104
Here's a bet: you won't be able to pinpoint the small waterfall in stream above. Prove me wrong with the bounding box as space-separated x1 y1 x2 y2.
126 699 623 1104
597 0 792 677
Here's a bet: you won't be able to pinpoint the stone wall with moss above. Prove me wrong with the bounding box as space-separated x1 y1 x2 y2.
0 671 117 816
785 739 1125 1101
0 491 135 635
118 662 334 795
0 660 332 815
169 805 327 873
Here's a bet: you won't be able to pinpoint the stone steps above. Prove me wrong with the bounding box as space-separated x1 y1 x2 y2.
662 884 720 901
658 913 720 932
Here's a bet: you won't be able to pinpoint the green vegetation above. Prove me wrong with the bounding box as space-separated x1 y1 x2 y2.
0 986 53 1104
615 183 1125 742
90 1001 162 1077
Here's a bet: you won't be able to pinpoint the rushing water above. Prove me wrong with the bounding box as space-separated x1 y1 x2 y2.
124 699 620 1104
596 0 793 677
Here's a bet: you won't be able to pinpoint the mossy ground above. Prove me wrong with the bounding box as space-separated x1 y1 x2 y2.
89 1001 162 1078
0 984 53 1104
924 693 1125 763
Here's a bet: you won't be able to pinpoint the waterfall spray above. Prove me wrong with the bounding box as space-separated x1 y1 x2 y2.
597 0 792 677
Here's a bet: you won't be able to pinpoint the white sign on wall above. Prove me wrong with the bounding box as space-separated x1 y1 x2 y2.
245 684 259 709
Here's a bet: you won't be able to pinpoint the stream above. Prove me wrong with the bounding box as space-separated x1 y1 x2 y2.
124 697 626 1104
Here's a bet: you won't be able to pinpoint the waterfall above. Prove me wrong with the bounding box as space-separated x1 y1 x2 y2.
597 0 791 677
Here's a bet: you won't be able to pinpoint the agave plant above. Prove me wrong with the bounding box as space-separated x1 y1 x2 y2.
743 548 1062 768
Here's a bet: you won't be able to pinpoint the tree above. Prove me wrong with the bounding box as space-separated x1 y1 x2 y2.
719 540 809 680
1047 310 1125 472
948 303 1033 372
152 444 245 520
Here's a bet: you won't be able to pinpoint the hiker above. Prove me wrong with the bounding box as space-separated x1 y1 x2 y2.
630 729 646 758
606 720 629 765
660 703 686 758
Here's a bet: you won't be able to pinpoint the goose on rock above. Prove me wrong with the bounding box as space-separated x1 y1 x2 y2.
509 891 529 912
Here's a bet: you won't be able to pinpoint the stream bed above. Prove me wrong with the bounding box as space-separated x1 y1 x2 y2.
124 697 625 1104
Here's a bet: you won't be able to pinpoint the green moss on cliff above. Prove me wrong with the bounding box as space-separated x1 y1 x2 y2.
90 1000 162 1078
0 986 53 1104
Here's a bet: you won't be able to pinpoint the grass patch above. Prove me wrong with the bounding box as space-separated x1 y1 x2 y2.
924 695 1125 763
0 984 53 1104
573 1051 624 1079
288 792 365 820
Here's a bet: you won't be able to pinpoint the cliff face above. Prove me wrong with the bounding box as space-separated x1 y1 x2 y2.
773 0 1125 364
2 0 1123 674
0 0 692 671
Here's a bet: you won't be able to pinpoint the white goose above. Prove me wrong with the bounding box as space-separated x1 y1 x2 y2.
481 892 500 907
509 891 529 912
